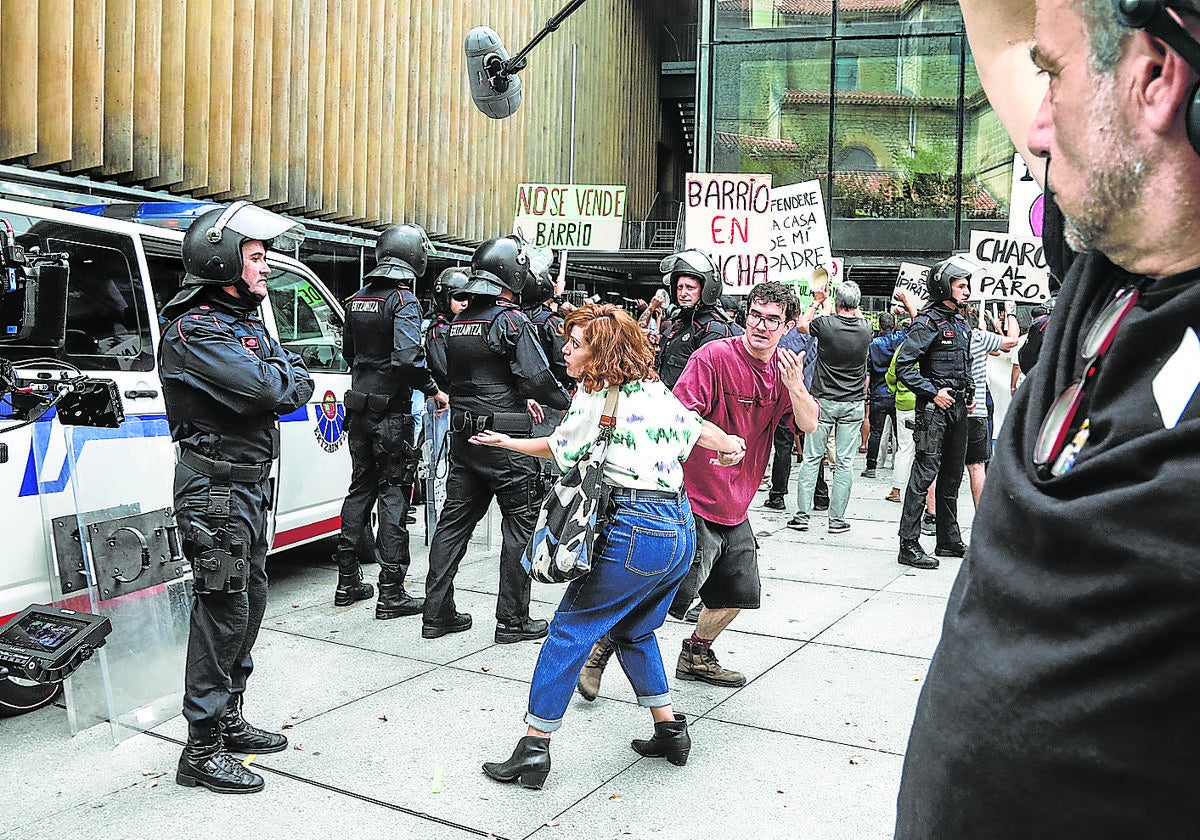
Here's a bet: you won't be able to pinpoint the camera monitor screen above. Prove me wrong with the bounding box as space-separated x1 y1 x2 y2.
2 613 87 652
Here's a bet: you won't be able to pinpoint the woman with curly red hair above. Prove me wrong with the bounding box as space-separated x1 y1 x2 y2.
470 303 745 789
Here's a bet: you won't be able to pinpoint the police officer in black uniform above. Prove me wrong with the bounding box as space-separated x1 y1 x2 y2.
656 249 742 389
894 256 976 570
425 266 471 391
333 224 449 616
520 253 572 397
160 202 313 795
422 236 571 643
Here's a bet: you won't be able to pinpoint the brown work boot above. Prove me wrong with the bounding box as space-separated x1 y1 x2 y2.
676 640 746 688
576 637 614 701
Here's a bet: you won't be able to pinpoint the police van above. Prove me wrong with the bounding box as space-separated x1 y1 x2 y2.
0 196 353 641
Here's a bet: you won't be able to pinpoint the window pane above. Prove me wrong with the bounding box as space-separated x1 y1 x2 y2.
829 33 962 261
837 0 963 36
711 40 832 188
960 56 1015 243
266 269 348 373
716 0 834 35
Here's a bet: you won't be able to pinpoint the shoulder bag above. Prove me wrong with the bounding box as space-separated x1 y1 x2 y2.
522 385 620 584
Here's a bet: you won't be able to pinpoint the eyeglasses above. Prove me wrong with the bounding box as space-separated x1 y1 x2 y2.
1033 286 1140 476
450 293 470 302
746 310 785 331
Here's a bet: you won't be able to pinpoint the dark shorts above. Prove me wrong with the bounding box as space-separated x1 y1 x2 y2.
965 416 990 465
695 516 761 610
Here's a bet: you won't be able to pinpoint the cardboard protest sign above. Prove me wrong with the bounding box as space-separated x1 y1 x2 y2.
1007 153 1046 239
968 230 1050 302
514 183 626 250
768 180 835 285
893 262 931 311
684 172 772 295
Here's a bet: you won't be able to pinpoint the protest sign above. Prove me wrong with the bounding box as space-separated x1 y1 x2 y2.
684 172 772 295
768 180 835 286
1007 153 1046 239
893 262 931 310
514 183 626 251
969 230 1050 302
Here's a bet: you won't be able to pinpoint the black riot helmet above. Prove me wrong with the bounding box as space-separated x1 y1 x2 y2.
366 223 434 284
163 202 305 319
925 254 980 308
518 245 557 308
181 202 305 285
433 266 470 315
660 249 721 307
462 236 531 297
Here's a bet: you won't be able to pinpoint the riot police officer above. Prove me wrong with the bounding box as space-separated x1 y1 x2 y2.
333 224 449 616
519 253 572 396
422 236 570 643
159 202 314 794
425 265 471 391
656 249 743 389
894 256 976 570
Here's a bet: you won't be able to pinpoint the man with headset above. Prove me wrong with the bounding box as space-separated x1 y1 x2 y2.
897 0 1200 834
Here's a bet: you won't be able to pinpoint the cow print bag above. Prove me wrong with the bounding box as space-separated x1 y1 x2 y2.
523 386 620 584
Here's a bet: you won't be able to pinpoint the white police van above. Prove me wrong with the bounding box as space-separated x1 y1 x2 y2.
0 197 353 636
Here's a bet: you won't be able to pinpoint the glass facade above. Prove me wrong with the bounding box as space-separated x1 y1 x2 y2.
704 0 1016 261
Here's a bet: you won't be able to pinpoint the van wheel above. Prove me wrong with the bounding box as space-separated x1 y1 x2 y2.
0 676 61 718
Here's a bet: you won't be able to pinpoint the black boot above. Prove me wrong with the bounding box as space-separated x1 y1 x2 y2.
177 722 265 794
220 695 288 754
898 539 939 569
376 568 424 620
482 735 551 790
495 617 549 644
631 713 691 766
334 567 374 607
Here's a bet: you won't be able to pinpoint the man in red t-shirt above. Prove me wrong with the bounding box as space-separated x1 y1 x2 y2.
574 282 821 699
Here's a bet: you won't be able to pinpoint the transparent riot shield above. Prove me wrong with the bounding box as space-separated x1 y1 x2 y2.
32 411 191 742
422 397 450 541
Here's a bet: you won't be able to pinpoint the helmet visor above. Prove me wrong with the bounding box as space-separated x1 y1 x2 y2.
220 201 306 251
659 249 714 277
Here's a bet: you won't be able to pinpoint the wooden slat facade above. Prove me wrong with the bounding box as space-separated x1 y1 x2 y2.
0 0 670 242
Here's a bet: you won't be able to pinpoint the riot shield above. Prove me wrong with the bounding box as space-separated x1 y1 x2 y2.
32 411 190 742
421 399 494 546
422 397 450 541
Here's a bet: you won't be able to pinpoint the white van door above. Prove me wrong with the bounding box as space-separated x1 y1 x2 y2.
0 203 173 622
259 265 352 551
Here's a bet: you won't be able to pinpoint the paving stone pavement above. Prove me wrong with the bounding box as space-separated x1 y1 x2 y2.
0 455 974 840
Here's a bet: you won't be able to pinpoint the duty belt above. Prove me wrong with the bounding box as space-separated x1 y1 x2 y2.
180 448 271 483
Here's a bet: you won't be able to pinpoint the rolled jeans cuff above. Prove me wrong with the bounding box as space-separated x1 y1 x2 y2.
637 692 672 709
524 711 564 733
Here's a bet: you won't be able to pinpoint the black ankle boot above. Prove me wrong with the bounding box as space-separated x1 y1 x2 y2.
177 722 265 794
220 695 288 754
631 713 691 766
482 735 551 790
334 567 374 606
376 568 424 619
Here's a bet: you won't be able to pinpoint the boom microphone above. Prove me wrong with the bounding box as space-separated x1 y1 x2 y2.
466 26 524 120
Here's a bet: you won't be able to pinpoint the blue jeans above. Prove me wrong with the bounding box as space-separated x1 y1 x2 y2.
795 398 865 526
525 496 696 732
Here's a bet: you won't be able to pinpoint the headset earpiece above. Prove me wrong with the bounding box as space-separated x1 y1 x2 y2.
1116 0 1200 155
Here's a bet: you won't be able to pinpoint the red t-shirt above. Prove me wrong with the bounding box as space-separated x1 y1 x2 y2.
673 336 796 525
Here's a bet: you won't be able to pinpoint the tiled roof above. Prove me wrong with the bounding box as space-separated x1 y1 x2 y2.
717 0 908 13
782 89 959 108
715 131 806 154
